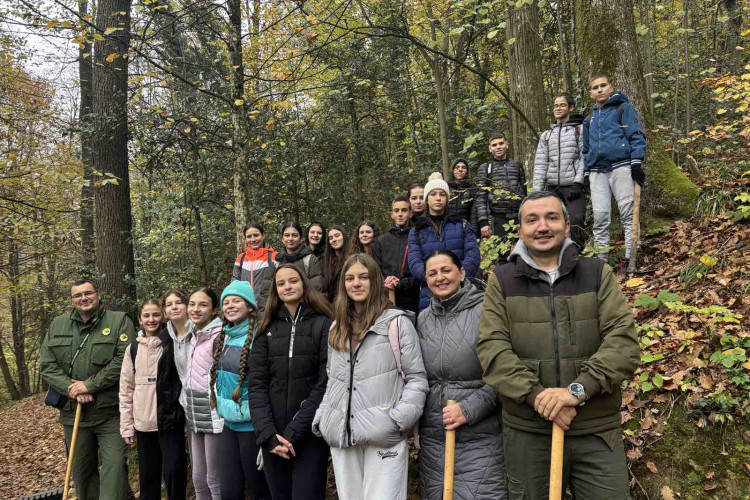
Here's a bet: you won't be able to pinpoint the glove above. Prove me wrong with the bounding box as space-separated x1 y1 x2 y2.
583 174 590 194
569 182 584 200
631 160 646 186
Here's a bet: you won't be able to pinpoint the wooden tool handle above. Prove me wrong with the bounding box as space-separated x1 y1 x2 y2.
443 399 457 500
548 422 565 500
628 183 642 273
388 288 396 305
63 402 83 500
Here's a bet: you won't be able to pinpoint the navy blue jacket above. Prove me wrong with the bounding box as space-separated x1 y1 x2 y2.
582 91 647 173
407 214 481 312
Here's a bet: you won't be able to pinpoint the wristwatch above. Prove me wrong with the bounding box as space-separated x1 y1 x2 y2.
567 382 586 406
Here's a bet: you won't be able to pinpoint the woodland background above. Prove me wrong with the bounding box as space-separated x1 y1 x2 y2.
0 0 749 498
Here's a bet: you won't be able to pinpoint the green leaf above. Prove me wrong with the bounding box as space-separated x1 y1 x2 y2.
634 294 660 310
487 30 498 40
653 373 664 388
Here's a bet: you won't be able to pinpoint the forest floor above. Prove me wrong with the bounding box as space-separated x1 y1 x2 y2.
2 177 749 499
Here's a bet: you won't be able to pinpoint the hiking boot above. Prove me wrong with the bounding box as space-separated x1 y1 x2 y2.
616 258 630 276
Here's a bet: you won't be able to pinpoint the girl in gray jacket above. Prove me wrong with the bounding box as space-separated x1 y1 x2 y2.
418 250 507 500
313 254 428 500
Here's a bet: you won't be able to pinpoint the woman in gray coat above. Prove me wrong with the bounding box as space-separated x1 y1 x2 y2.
418 250 507 500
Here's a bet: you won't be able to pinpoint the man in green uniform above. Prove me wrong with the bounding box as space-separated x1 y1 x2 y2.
41 279 135 500
477 191 639 499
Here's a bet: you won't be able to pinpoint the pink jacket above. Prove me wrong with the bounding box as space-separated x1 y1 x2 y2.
185 317 224 433
119 335 163 437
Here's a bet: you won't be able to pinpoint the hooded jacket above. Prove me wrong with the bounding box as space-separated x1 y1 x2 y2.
214 319 255 432
312 308 428 449
407 214 481 311
373 225 420 314
232 246 278 315
276 246 323 293
418 279 506 500
582 90 647 172
475 158 527 227
447 180 479 236
166 320 193 409
533 120 586 191
120 335 162 436
185 317 224 433
476 239 639 436
248 303 333 448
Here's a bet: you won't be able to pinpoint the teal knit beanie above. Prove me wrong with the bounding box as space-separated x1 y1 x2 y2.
220 281 257 309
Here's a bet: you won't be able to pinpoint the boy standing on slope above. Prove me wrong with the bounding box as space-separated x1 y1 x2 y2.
583 74 647 271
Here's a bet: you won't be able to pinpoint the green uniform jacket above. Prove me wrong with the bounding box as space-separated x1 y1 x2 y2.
41 307 135 427
477 244 639 436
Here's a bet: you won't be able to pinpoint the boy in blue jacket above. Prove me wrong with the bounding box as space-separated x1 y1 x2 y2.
583 74 647 270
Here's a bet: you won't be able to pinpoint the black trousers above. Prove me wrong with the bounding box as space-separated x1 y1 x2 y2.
550 185 587 250
220 426 271 500
135 429 188 500
261 434 329 500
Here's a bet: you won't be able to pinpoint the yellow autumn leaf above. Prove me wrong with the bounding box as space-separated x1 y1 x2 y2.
699 255 717 267
742 360 750 370
105 52 120 63
717 109 727 115
234 99 244 106
625 277 645 288
104 27 122 35
45 20 60 29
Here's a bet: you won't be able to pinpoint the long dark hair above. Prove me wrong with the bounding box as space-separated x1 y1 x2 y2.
305 221 327 256
329 254 390 351
258 264 333 335
323 225 351 299
280 221 303 253
350 220 380 256
242 221 266 249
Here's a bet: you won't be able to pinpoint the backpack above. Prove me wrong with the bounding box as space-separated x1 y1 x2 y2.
387 314 421 448
238 249 275 286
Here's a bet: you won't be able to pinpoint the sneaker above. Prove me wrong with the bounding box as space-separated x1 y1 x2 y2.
616 258 630 276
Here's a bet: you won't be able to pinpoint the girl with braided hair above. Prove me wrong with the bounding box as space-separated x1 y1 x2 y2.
210 281 271 500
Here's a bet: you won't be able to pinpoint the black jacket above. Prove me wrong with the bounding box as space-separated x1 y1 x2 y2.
276 245 324 292
475 159 528 227
447 180 479 235
248 303 332 448
372 225 421 314
130 327 185 432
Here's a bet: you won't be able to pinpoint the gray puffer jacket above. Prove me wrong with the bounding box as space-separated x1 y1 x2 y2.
312 308 428 449
418 279 507 500
532 121 585 191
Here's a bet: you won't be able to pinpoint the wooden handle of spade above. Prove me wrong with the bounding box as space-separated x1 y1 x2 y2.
63 402 83 500
443 399 457 500
548 422 565 500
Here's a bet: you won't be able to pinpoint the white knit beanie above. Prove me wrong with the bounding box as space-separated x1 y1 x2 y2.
423 172 450 201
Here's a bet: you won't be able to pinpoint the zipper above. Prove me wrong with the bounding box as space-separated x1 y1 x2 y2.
187 338 197 427
557 125 562 187
345 343 361 446
286 306 302 423
548 280 562 388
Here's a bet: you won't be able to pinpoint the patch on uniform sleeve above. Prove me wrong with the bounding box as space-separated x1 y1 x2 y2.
102 328 111 336
119 333 130 342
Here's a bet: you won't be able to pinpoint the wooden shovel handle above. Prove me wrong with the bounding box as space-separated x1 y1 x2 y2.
63 402 83 500
628 183 642 273
549 422 565 500
443 399 457 500
388 288 396 305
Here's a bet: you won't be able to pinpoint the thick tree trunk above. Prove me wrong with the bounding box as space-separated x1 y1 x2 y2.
638 0 654 116
345 78 365 220
724 0 742 73
229 0 250 253
0 336 22 400
575 0 698 218
427 4 451 179
92 0 137 313
78 0 95 270
506 2 548 179
555 0 572 93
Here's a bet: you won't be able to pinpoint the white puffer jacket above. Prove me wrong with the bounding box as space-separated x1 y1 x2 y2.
533 121 585 191
312 308 428 449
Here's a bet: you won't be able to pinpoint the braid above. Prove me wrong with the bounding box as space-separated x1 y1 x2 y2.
209 327 227 410
232 311 256 403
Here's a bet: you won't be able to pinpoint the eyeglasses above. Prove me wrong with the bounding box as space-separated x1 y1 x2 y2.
72 290 97 301
553 104 570 109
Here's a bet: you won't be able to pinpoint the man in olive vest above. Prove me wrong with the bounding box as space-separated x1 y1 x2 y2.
477 192 639 499
41 279 135 500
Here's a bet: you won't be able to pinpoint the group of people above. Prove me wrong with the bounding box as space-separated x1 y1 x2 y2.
40 73 644 500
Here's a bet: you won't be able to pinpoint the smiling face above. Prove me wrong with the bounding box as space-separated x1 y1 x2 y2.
222 295 251 324
188 291 215 330
518 196 570 259
452 162 468 182
427 189 447 215
344 262 371 305
409 187 425 214
391 201 412 227
140 304 163 336
553 96 574 123
244 227 265 250
70 282 101 319
328 229 344 250
358 225 375 247
282 227 301 253
275 267 304 306
489 137 508 160
308 225 323 246
163 293 188 324
589 77 614 105
425 255 465 301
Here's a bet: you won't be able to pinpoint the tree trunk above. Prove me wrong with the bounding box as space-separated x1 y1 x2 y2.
684 0 691 135
192 205 210 286
0 334 22 400
78 0 95 270
575 0 698 219
724 0 742 73
229 0 250 253
345 78 365 221
506 2 548 178
92 0 137 313
427 3 451 179
639 0 654 116
555 0 572 92
8 244 30 397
